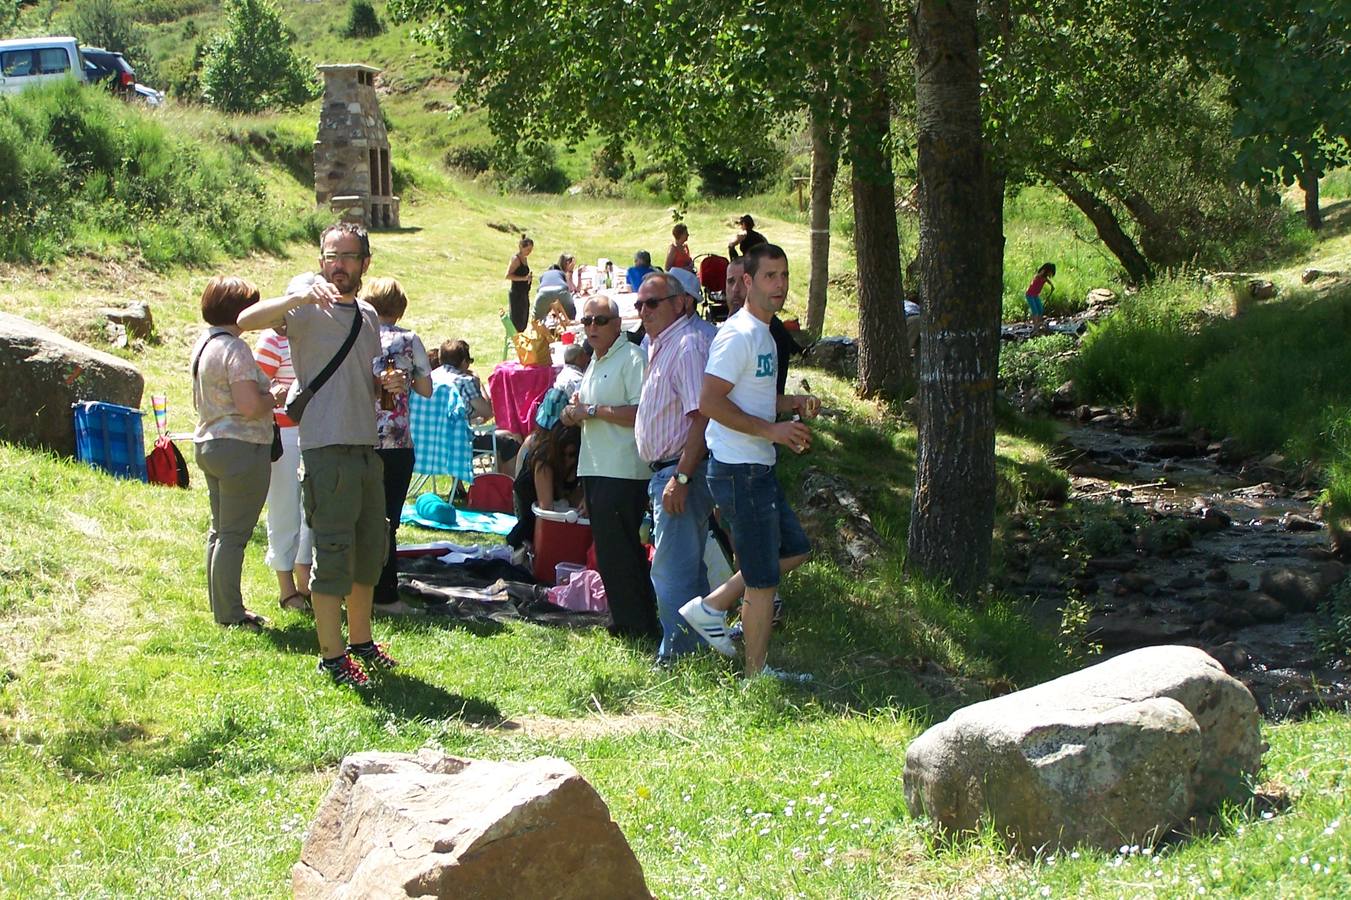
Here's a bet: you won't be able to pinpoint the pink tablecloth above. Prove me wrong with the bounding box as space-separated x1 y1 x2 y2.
488 361 558 436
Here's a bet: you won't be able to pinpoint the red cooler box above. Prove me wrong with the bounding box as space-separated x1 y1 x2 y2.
532 504 592 585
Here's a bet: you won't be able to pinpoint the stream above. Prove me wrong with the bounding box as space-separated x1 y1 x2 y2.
1006 406 1350 721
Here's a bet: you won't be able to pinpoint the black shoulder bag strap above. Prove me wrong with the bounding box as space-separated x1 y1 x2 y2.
302 302 365 395
191 331 233 409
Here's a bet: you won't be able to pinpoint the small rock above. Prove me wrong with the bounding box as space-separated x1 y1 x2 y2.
1301 268 1341 284
1205 567 1230 584
1247 279 1277 300
1259 570 1322 612
1147 440 1203 459
1230 578 1249 591
1238 592 1287 623
1087 557 1138 573
1281 513 1322 533
1119 572 1155 593
1170 574 1205 591
1209 642 1249 673
1189 505 1232 534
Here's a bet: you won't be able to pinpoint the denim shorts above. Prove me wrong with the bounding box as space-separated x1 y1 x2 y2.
1025 293 1045 317
706 457 811 589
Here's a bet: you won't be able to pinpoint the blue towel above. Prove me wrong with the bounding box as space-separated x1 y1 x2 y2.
401 499 517 536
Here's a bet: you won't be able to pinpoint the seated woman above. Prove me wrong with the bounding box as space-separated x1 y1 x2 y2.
432 339 521 473
625 250 656 292
533 253 578 321
505 422 584 550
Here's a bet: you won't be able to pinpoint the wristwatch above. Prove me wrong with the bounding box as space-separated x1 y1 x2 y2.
673 471 690 485
586 404 598 419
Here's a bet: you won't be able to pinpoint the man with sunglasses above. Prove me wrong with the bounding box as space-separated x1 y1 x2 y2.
633 273 716 663
679 244 819 682
560 297 660 642
238 223 404 688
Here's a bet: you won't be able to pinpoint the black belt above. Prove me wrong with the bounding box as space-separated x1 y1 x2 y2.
649 458 680 472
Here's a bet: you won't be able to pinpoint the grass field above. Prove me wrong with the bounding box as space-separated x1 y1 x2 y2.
4 172 1351 895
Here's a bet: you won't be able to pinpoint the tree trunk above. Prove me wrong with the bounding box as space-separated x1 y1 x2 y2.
849 1 910 400
1299 156 1322 231
1048 169 1153 285
1111 183 1189 269
906 0 1002 597
805 105 838 337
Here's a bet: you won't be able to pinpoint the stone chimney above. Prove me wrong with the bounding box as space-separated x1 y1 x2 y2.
314 64 399 228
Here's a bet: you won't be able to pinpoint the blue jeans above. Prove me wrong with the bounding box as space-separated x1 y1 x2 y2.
706 457 811 590
648 460 714 659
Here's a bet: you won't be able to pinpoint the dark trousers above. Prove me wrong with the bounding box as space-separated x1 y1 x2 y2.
583 475 659 642
375 447 415 605
509 288 530 333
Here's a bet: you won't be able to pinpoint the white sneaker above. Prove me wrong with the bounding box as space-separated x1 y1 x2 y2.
756 665 813 684
678 597 736 657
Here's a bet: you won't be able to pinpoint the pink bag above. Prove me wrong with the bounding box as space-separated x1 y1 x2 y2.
545 569 608 613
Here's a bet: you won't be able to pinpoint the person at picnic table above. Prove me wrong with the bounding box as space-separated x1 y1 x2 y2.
633 271 716 663
532 341 591 433
559 296 660 642
431 339 521 474
505 236 534 332
237 222 403 688
726 213 767 260
534 253 578 321
253 327 313 613
666 223 694 272
505 422 585 551
365 276 433 615
626 250 656 292
680 243 818 681
191 276 281 633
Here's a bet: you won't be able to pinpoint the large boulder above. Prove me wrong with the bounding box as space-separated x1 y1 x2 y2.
903 646 1264 854
0 312 144 456
293 750 651 900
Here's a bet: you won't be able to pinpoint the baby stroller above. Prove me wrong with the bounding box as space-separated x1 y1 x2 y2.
696 254 730 323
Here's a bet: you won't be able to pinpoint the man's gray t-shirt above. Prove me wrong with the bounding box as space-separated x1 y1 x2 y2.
284 295 382 451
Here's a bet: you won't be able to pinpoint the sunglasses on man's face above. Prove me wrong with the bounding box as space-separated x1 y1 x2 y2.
580 315 615 326
634 294 678 311
321 252 365 263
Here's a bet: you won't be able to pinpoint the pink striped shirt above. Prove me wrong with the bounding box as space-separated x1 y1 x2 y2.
253 330 297 428
635 314 710 463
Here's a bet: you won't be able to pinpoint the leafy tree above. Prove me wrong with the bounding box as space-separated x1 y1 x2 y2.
64 0 155 80
906 0 1002 594
200 0 317 113
389 0 912 398
1 0 18 34
343 0 383 38
1167 0 1351 230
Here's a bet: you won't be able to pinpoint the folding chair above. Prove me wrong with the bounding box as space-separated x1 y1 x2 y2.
500 309 518 361
466 472 514 514
471 423 499 476
696 254 730 322
407 383 473 500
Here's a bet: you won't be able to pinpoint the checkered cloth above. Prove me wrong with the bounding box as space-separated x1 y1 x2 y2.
533 386 568 431
409 383 473 481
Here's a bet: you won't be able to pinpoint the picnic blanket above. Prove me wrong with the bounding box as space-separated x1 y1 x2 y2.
396 556 608 630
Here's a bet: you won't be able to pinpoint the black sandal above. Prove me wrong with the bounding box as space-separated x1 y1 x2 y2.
279 592 312 613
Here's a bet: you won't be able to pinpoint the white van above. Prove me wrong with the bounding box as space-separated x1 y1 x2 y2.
0 36 88 95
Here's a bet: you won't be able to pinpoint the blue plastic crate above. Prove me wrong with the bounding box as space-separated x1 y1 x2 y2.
73 401 148 482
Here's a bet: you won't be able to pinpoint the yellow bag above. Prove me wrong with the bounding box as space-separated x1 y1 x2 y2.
513 321 552 367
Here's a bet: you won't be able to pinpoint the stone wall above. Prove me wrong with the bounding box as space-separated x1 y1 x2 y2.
314 64 400 228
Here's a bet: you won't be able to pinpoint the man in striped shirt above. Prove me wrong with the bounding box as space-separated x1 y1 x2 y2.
633 272 716 663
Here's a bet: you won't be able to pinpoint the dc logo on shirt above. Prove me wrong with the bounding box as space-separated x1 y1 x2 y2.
755 353 775 378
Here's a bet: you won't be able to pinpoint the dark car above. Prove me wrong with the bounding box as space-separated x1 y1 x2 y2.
80 46 135 96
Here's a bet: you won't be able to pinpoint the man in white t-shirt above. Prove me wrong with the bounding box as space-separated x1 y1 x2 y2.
679 244 821 681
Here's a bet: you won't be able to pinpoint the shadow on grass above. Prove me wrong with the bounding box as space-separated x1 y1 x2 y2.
357 672 502 724
48 720 150 778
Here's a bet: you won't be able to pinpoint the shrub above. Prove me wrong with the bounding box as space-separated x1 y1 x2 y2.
0 81 317 267
342 0 383 38
200 0 318 114
443 144 493 174
64 0 156 81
